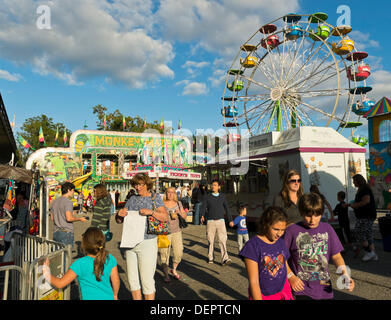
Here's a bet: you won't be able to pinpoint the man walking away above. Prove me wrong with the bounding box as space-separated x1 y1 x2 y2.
200 179 233 266
50 182 88 246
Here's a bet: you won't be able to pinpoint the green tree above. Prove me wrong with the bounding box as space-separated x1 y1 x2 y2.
92 104 163 133
16 114 71 166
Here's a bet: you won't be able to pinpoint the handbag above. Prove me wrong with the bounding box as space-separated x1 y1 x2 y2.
147 193 170 235
177 201 188 229
178 214 188 229
157 234 170 248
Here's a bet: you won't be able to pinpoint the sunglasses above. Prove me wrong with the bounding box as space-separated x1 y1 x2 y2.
289 179 301 184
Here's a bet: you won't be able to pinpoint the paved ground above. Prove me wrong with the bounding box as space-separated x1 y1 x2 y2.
69 212 391 300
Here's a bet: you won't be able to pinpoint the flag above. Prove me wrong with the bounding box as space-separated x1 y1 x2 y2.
123 116 126 130
178 119 181 130
103 114 106 130
18 135 34 150
54 125 59 146
64 130 68 147
143 117 147 129
10 114 15 129
39 126 45 146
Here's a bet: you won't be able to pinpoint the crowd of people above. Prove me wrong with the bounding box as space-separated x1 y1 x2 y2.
41 170 379 301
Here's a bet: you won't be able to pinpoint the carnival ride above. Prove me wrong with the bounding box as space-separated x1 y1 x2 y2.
221 13 374 142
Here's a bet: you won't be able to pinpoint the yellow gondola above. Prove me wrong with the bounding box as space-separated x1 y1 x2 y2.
332 39 355 55
240 56 258 68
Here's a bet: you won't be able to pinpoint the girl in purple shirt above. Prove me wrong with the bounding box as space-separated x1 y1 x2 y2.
240 206 294 300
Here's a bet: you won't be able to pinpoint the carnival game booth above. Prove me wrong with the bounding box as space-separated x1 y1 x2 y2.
26 129 194 202
123 164 202 192
217 126 367 223
364 97 391 210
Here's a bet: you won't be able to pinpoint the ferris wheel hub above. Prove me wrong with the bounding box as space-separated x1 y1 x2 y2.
270 87 284 101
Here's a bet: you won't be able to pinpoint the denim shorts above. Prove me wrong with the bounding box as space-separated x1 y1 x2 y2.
53 230 74 246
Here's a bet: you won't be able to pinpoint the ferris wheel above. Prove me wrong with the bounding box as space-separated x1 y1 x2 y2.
221 12 374 137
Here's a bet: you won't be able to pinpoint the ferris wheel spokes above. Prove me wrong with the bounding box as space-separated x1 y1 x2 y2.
284 39 329 88
286 60 338 91
289 96 343 123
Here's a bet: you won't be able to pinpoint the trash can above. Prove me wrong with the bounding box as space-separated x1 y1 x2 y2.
378 216 391 252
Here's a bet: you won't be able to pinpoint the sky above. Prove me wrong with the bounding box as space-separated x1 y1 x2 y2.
1 0 391 142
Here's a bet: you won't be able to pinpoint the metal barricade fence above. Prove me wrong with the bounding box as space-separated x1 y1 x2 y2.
8 233 72 300
0 264 26 300
26 246 72 300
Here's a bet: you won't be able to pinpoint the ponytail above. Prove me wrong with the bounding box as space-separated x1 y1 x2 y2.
93 243 108 282
81 227 109 282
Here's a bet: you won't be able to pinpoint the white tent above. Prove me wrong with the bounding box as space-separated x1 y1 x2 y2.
219 126 366 213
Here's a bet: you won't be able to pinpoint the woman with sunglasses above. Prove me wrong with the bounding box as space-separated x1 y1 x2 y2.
116 173 168 300
273 169 303 226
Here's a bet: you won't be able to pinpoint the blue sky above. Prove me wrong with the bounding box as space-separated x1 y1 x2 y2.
1 0 390 141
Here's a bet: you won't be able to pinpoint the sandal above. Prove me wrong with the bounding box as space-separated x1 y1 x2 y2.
169 269 180 280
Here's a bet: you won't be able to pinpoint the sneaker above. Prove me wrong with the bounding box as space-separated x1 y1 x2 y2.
222 259 232 266
353 246 361 258
208 260 214 264
362 251 378 262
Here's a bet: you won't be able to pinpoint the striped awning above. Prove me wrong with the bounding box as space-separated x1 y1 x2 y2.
364 96 391 118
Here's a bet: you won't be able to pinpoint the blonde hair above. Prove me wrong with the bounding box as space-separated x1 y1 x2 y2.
164 187 178 202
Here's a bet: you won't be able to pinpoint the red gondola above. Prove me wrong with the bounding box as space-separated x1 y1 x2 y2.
347 64 371 82
223 121 237 127
261 35 280 50
259 24 277 34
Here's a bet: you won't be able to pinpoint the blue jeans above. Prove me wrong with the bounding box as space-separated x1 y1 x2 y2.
194 202 202 225
53 230 74 246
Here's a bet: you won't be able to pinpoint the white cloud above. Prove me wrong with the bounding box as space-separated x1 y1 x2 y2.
350 30 380 51
0 0 303 90
182 60 210 77
0 0 175 88
0 69 22 82
176 80 208 96
157 0 300 58
368 70 391 100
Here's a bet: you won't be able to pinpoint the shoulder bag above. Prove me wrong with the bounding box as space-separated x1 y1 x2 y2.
147 193 170 235
177 201 188 229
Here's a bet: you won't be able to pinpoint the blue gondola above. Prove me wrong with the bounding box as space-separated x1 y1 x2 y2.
286 25 303 40
352 100 375 115
349 86 372 95
221 106 238 118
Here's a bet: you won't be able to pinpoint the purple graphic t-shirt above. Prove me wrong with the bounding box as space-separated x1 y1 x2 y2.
240 236 290 296
284 222 343 300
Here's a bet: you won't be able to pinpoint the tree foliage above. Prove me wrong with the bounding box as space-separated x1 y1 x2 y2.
92 104 163 133
16 114 71 166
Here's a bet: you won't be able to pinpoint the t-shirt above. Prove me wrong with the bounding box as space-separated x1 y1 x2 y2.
354 186 377 220
50 196 74 233
233 216 248 235
333 202 349 223
273 195 302 225
284 222 344 300
70 254 117 300
165 203 181 234
240 236 290 296
125 193 164 240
